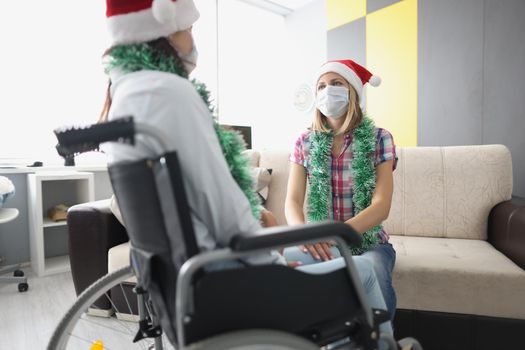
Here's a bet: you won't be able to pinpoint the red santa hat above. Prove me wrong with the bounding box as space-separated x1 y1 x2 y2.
106 0 200 46
315 59 381 108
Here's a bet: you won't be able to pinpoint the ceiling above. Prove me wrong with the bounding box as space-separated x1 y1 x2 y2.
238 0 317 15
271 0 317 10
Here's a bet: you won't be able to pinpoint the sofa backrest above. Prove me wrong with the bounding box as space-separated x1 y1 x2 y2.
246 145 513 240
387 145 512 240
244 150 291 226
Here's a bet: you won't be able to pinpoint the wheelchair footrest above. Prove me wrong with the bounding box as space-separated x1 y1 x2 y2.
133 319 162 342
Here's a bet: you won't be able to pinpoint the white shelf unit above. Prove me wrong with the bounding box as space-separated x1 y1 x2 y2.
28 172 94 276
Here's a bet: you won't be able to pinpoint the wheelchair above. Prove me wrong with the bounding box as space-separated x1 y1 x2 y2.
48 117 422 350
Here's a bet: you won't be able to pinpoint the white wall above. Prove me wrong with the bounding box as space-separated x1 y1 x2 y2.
0 0 328 164
216 0 326 152
191 0 218 113
282 0 327 150
216 0 288 150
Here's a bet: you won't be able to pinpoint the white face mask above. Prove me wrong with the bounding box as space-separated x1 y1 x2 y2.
315 85 349 119
178 44 198 74
168 34 199 74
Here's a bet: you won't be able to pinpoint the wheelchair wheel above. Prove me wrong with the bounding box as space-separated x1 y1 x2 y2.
187 329 319 350
47 266 173 350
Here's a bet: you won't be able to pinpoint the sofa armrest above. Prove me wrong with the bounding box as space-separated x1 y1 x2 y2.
67 199 129 296
488 197 525 270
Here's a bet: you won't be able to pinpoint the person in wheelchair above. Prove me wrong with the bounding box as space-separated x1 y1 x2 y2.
96 0 402 348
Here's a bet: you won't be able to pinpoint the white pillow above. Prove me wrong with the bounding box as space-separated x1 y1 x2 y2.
110 195 125 226
250 167 272 203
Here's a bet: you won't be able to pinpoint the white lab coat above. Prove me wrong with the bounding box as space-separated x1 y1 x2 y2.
103 69 283 265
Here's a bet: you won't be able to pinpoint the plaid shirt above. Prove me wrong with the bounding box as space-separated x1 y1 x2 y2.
290 128 397 244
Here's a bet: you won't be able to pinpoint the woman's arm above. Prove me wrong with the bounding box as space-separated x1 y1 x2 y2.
260 208 278 228
285 163 307 226
346 159 394 234
285 163 334 261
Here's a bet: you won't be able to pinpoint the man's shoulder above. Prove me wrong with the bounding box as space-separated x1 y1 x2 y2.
115 70 195 97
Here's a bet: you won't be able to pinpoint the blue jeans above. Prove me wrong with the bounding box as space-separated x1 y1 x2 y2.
284 246 394 335
360 243 397 320
284 243 397 321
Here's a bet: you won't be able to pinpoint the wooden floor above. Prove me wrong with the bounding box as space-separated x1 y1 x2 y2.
0 268 175 350
0 267 77 350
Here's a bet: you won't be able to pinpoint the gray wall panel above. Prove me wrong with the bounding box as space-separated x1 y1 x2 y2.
418 0 484 147
327 17 366 66
367 0 401 14
483 0 525 198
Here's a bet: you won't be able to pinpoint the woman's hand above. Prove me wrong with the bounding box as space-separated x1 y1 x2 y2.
286 260 303 267
260 208 278 228
300 242 335 261
259 209 310 266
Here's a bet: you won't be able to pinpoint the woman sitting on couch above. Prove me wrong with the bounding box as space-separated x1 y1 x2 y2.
284 59 398 321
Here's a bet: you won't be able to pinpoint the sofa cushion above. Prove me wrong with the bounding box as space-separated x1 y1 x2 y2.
255 150 291 226
108 242 135 283
391 235 525 319
250 167 272 204
384 145 512 240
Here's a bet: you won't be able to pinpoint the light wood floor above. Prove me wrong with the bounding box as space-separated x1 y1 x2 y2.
0 267 77 350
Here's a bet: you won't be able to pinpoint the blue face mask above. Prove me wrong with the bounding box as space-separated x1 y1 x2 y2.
315 85 349 119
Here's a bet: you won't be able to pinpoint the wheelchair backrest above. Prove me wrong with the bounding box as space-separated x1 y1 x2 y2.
108 152 197 344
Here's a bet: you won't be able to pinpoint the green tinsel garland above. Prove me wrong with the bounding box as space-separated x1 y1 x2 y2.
105 43 261 220
214 124 261 220
307 131 333 222
308 116 381 255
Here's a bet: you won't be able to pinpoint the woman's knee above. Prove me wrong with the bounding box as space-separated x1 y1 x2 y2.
352 257 377 290
283 246 316 265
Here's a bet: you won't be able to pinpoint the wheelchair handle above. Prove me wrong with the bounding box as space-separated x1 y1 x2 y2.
54 116 135 158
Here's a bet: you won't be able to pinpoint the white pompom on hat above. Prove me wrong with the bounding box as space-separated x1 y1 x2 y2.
106 0 200 46
315 59 381 109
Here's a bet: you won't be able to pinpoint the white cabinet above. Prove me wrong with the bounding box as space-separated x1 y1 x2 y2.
27 172 94 276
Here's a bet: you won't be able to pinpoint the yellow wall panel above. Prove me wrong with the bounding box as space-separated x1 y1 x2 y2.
326 0 367 30
366 0 418 147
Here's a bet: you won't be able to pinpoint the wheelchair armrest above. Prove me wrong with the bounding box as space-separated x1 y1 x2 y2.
230 221 362 252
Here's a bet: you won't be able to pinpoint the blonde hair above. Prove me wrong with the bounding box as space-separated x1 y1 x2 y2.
311 84 363 135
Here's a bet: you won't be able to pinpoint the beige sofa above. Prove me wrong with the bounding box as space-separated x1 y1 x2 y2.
69 144 525 349
239 145 525 349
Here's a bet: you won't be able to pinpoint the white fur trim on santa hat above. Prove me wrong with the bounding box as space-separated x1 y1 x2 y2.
107 0 199 46
152 0 177 25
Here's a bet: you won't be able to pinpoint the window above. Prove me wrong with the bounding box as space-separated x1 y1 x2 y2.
0 1 324 165
0 1 110 165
